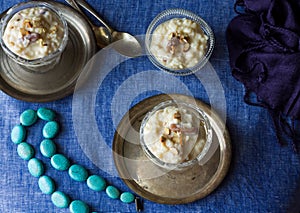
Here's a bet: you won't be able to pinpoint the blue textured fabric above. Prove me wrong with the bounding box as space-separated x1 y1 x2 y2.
0 0 299 213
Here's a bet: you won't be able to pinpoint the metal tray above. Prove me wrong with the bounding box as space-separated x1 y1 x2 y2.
0 1 96 102
113 94 231 204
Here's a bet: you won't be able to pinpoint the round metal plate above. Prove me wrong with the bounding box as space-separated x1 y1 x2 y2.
113 94 231 204
0 1 96 102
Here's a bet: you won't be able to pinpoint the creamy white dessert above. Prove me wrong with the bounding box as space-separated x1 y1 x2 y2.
150 18 208 70
3 7 65 60
143 105 206 164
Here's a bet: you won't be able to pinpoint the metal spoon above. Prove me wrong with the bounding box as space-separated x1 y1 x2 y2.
66 0 142 57
65 0 110 48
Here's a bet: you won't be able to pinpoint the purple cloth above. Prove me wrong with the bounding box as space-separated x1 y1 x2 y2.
226 0 300 149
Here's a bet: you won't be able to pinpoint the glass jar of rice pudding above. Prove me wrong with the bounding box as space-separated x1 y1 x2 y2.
0 1 68 72
140 100 213 170
146 9 215 76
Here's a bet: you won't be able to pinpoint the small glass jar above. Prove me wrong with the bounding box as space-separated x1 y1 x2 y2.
145 9 215 76
140 100 213 170
0 1 68 72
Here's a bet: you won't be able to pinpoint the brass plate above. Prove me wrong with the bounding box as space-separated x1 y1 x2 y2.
113 94 231 204
0 1 96 102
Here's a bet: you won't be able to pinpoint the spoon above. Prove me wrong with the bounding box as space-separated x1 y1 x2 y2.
65 0 110 48
67 0 142 57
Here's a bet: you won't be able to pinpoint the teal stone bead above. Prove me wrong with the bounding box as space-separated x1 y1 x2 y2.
20 109 37 126
38 175 55 195
87 175 106 191
51 191 70 208
120 192 135 203
69 200 89 213
68 164 88 182
105 186 120 199
17 142 34 160
37 108 56 121
51 154 70 171
43 121 59 139
40 139 56 158
28 158 44 177
11 124 26 144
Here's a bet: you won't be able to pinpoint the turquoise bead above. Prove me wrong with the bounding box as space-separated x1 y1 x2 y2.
40 139 56 158
51 191 70 208
69 200 89 213
37 108 56 121
20 109 37 126
43 121 59 139
120 192 135 203
68 164 88 182
87 175 106 191
51 154 70 171
105 186 120 199
38 175 55 195
11 124 26 144
17 142 34 160
28 158 44 177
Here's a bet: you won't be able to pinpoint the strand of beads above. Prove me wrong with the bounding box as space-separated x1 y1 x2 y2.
10 108 135 213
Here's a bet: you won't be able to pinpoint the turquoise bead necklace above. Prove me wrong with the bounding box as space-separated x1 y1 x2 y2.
11 108 136 213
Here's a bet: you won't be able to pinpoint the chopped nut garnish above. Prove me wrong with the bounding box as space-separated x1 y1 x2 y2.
160 136 167 143
164 127 171 135
173 111 181 120
171 132 183 145
25 21 33 28
20 28 30 36
172 135 179 143
170 123 180 132
167 32 191 54
50 26 57 32
170 45 175 55
168 32 176 40
183 42 190 52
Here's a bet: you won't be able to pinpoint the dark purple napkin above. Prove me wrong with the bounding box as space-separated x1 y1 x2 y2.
226 0 300 150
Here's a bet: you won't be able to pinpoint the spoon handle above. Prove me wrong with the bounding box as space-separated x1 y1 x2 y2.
65 0 93 26
65 0 81 12
73 0 113 33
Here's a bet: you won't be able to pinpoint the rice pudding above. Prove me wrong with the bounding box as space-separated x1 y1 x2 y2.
149 18 208 70
142 105 206 164
2 6 66 60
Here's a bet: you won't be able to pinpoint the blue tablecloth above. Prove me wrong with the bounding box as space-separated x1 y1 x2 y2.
0 0 300 212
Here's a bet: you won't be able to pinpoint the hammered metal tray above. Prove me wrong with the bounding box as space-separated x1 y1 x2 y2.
113 94 231 204
0 1 96 102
